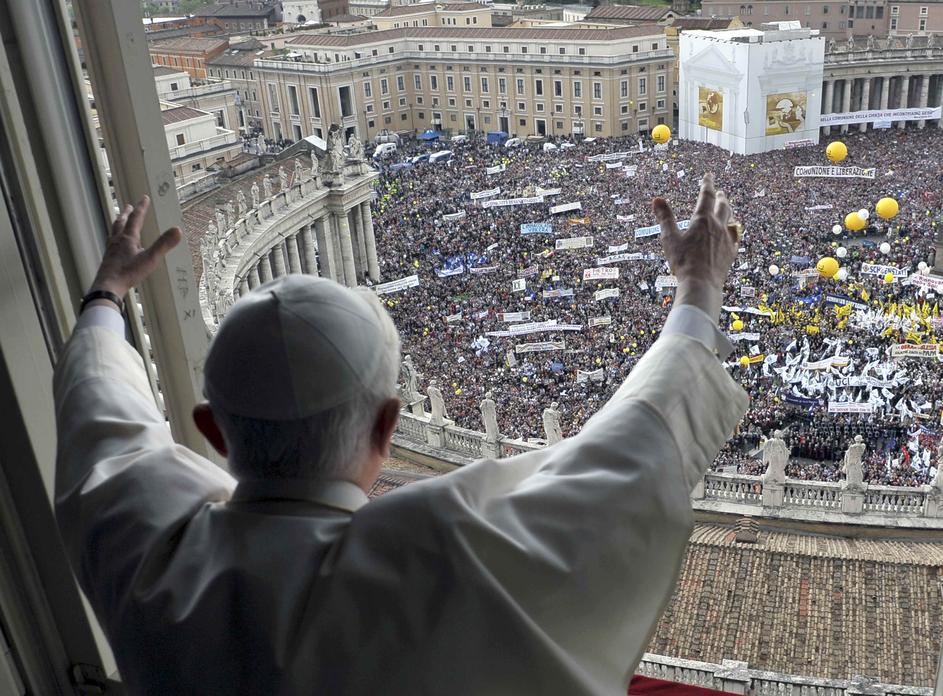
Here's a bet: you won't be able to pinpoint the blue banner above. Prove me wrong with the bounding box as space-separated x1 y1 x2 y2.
521 222 553 236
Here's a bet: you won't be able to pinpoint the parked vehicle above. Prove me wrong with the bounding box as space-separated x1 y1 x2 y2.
373 142 398 159
429 149 454 164
450 134 469 144
373 129 401 145
504 137 523 148
486 131 508 146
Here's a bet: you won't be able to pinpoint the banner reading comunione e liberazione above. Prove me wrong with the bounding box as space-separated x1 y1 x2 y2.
820 105 942 126
793 166 876 179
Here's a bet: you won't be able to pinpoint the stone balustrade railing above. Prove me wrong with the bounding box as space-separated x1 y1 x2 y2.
635 653 931 696
394 410 943 528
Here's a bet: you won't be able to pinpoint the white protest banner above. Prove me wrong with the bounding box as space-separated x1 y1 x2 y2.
485 163 506 174
828 402 874 414
471 187 501 200
511 278 526 292
435 265 465 278
605 161 623 170
661 163 669 172
785 139 816 149
583 267 619 281
617 214 636 222
804 204 834 211
906 273 943 291
635 219 690 239
555 236 594 250
446 312 463 323
740 286 756 298
596 252 657 265
374 274 420 295
654 143 669 152
487 320 565 337
891 343 939 358
792 268 819 279
535 186 562 197
481 196 544 209
588 151 631 162
728 332 761 342
608 242 629 253
577 368 605 383
655 275 678 291
594 288 620 301
861 263 909 278
624 165 638 177
676 169 686 179
613 197 632 205
542 289 576 299
469 264 500 274
722 306 775 317
520 222 553 236
518 265 539 278
589 316 612 327
793 166 876 179
802 357 835 370
501 311 532 323
550 201 582 215
442 210 467 221
515 341 565 353
820 105 942 126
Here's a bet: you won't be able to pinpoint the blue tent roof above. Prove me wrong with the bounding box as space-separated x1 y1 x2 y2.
418 129 441 141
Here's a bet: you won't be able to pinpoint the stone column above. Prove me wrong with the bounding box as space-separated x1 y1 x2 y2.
880 75 891 110
348 209 365 282
353 206 369 282
918 74 932 128
259 255 274 283
315 216 339 282
270 245 285 277
286 234 302 274
301 225 319 277
897 76 911 129
821 80 834 135
858 77 871 133
362 201 380 282
239 278 250 297
336 211 357 287
839 79 853 133
249 266 261 288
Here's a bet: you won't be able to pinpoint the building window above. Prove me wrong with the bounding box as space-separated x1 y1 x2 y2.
292 123 302 140
175 133 185 145
555 103 563 112
364 82 372 98
866 6 873 18
573 80 582 98
431 75 439 90
620 80 628 98
848 19 854 27
594 122 602 132
876 6 884 17
540 46 547 54
446 75 454 91
414 74 422 90
380 78 389 95
517 101 526 111
464 98 472 107
554 80 563 97
920 17 927 29
560 47 566 54
368 119 375 128
483 100 490 108
535 79 544 96
890 4 899 14
639 78 647 96
338 85 353 118
503 45 509 53
805 5 812 14
822 20 829 27
823 4 829 11
657 75 666 93
481 77 489 93
578 47 586 55
521 46 528 53
593 106 602 115
920 5 929 14
621 104 629 114
784 4 789 13
383 101 391 111
308 87 321 118
449 98 456 106
519 118 527 126
397 75 405 91
267 82 280 113
516 78 525 95
399 97 407 107
486 45 492 52
365 104 374 113
499 77 507 94
593 81 602 99
657 99 665 108
536 103 544 112
464 76 472 91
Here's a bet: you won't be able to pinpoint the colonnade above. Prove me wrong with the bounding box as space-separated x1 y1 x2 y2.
820 73 943 134
237 199 379 297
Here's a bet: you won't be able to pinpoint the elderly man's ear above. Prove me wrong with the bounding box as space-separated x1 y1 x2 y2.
193 402 228 456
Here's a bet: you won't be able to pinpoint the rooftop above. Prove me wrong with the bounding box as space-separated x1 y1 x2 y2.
374 1 489 16
152 64 188 76
584 4 674 21
285 23 664 47
194 3 279 18
161 105 211 125
668 16 736 30
206 48 273 67
149 37 230 52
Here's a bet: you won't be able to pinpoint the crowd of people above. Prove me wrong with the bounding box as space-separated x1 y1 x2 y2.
369 128 943 486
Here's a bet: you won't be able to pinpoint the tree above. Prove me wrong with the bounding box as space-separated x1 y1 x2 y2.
178 0 215 15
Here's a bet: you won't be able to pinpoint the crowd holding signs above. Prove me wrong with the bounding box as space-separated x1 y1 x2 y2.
371 128 943 486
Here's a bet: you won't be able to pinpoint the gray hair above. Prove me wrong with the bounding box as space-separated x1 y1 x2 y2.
215 288 401 481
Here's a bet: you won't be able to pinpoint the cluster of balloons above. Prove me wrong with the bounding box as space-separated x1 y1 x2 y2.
651 124 671 145
841 198 900 232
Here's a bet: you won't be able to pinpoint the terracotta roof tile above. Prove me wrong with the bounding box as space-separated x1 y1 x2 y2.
586 4 672 20
161 105 210 125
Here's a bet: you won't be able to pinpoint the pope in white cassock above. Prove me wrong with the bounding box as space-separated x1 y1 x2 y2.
54 175 748 695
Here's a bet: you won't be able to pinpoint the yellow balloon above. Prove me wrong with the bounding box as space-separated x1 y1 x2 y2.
816 256 839 278
844 212 866 231
884 272 895 284
651 124 671 144
455 388 462 395
732 319 745 331
876 197 899 220
738 356 750 367
826 141 848 163
522 376 528 382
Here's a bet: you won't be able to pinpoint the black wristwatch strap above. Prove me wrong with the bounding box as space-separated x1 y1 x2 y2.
80 289 125 314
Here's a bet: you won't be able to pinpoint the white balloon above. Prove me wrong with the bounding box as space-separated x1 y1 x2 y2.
836 246 847 258
858 208 870 220
879 242 891 255
835 268 848 281
918 261 929 272
831 224 842 234
769 264 780 276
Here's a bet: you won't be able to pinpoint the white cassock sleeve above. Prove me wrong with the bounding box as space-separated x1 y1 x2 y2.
355 326 748 693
